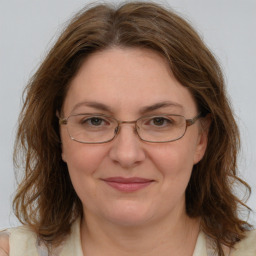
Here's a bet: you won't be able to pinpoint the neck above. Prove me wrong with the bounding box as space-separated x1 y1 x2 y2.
80 210 200 256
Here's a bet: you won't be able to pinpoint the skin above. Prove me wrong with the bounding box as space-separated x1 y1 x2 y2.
0 234 9 256
60 47 209 256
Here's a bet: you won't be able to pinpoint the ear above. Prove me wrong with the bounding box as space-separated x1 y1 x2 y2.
60 137 67 163
62 150 67 163
56 110 67 163
193 114 211 164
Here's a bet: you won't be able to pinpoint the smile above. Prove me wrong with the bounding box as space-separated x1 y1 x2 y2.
102 177 154 192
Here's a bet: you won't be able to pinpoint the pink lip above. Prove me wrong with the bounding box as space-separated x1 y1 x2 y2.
102 177 154 192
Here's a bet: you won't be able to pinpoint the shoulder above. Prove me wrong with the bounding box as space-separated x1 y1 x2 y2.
231 229 256 255
0 230 10 256
0 226 38 256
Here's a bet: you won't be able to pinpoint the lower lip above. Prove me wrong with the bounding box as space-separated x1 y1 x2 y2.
104 181 152 192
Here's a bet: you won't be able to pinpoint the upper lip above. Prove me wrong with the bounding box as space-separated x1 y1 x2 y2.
102 177 154 183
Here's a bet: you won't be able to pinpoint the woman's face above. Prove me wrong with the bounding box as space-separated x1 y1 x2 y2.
60 47 208 226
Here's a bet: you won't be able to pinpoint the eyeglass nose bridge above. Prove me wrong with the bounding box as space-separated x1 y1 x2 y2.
114 120 140 137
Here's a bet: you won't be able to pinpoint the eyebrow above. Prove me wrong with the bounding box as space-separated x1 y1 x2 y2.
71 101 113 114
71 100 183 115
139 101 184 115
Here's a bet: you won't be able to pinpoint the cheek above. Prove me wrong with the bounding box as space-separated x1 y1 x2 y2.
61 129 109 176
150 142 196 174
148 140 197 192
146 143 196 212
71 149 96 170
62 141 110 201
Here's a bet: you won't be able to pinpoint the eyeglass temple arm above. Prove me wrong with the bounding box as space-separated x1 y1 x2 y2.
59 118 67 125
56 111 68 125
186 113 202 126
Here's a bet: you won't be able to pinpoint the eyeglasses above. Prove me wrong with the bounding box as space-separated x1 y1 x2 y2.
59 113 201 144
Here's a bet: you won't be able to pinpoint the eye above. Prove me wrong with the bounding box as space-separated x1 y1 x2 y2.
150 117 173 126
80 116 110 127
88 117 104 126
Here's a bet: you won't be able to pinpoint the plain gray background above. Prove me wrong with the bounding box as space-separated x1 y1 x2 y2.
0 0 255 228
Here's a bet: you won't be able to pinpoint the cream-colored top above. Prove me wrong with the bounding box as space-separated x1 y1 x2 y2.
0 219 256 256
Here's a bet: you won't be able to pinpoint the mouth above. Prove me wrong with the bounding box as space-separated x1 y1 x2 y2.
101 177 154 192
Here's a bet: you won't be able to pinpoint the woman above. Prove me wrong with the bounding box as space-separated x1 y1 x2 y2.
0 2 255 255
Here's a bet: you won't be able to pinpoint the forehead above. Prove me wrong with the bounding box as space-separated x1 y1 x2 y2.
63 47 197 117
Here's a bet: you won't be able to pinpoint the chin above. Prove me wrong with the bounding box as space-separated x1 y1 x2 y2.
100 201 155 227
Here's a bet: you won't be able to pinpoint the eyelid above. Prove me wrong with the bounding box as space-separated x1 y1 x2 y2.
140 113 182 119
69 113 183 122
144 116 174 122
70 113 113 118
80 114 116 125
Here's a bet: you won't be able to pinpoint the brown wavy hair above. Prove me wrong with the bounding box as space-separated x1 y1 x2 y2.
13 1 252 254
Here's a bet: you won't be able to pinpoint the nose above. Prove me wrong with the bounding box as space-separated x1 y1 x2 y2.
109 124 146 169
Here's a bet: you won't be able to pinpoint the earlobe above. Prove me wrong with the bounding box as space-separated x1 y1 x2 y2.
57 110 67 163
61 142 67 163
62 152 67 163
60 139 67 163
193 131 208 164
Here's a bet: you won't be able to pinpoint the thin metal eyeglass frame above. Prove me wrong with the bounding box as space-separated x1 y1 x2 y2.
58 113 202 144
